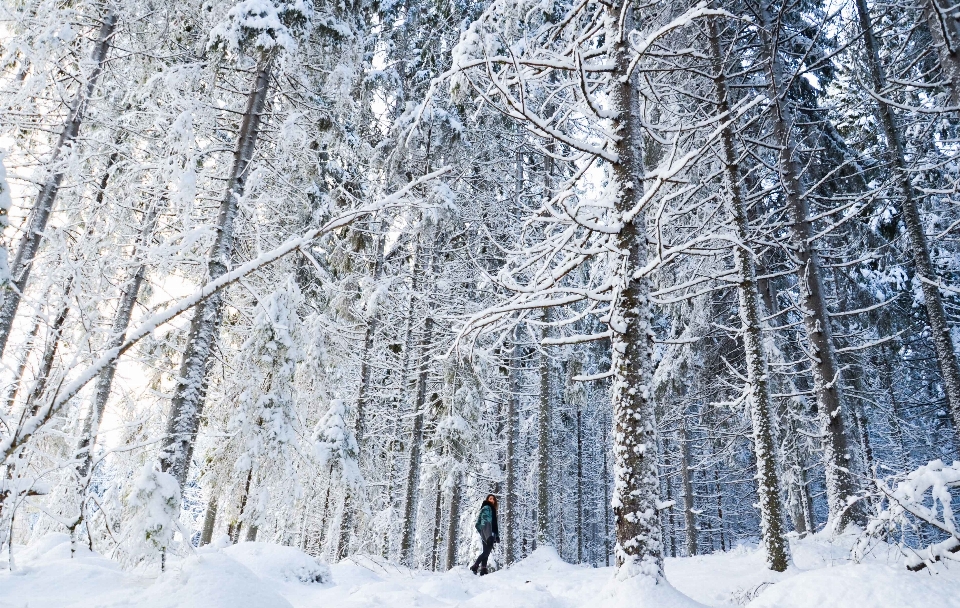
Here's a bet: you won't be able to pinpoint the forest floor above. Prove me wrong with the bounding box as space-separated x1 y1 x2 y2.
2 531 959 608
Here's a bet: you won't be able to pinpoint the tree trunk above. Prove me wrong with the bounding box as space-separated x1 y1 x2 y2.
608 0 663 576
23 282 73 416
679 418 697 558
77 200 162 480
200 495 218 546
760 2 857 533
504 331 520 565
708 15 789 570
664 442 677 558
159 58 273 488
430 477 442 571
355 229 385 448
575 375 583 564
399 310 434 566
229 468 254 544
334 227 386 560
0 12 117 357
536 313 551 547
3 316 40 414
923 0 960 104
445 470 460 570
714 465 725 551
882 347 907 459
857 0 960 437
602 434 611 567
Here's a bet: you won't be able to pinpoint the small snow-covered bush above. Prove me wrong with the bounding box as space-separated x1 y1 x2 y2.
224 542 332 583
125 465 184 567
857 459 960 570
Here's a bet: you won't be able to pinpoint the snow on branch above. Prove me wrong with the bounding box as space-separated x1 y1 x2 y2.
857 460 960 571
0 167 451 465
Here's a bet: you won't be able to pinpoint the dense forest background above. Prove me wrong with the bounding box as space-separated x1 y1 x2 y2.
1 0 959 577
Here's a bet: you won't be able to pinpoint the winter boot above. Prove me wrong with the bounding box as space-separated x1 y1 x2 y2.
470 564 480 575
479 568 488 576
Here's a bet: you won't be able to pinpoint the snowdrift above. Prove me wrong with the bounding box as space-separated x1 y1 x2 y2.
3 533 960 607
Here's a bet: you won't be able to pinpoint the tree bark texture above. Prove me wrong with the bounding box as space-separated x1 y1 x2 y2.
608 0 664 577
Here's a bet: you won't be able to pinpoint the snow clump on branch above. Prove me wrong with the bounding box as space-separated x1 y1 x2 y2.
209 0 313 58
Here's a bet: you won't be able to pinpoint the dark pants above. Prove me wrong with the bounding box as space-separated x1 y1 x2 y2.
472 536 495 570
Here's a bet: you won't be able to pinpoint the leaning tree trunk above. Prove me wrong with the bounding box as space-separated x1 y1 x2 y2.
708 15 789 570
23 281 73 417
159 57 273 488
760 2 857 533
77 200 162 480
3 316 40 413
607 0 664 576
923 0 960 105
857 0 960 437
0 12 117 357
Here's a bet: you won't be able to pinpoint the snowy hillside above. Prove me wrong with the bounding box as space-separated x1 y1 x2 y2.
3 533 959 608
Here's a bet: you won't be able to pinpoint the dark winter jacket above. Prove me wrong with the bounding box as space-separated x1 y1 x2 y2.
474 500 499 543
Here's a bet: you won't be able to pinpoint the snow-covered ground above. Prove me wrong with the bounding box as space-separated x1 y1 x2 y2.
2 532 959 608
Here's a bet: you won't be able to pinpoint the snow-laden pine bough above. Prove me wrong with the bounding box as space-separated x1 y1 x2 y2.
855 460 960 572
0 167 450 508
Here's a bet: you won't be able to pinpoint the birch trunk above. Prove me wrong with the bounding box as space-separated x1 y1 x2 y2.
608 0 663 576
708 15 789 570
0 12 117 356
159 58 273 487
856 0 960 436
760 2 857 533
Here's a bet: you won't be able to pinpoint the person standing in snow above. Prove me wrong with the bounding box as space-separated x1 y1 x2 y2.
470 494 499 575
